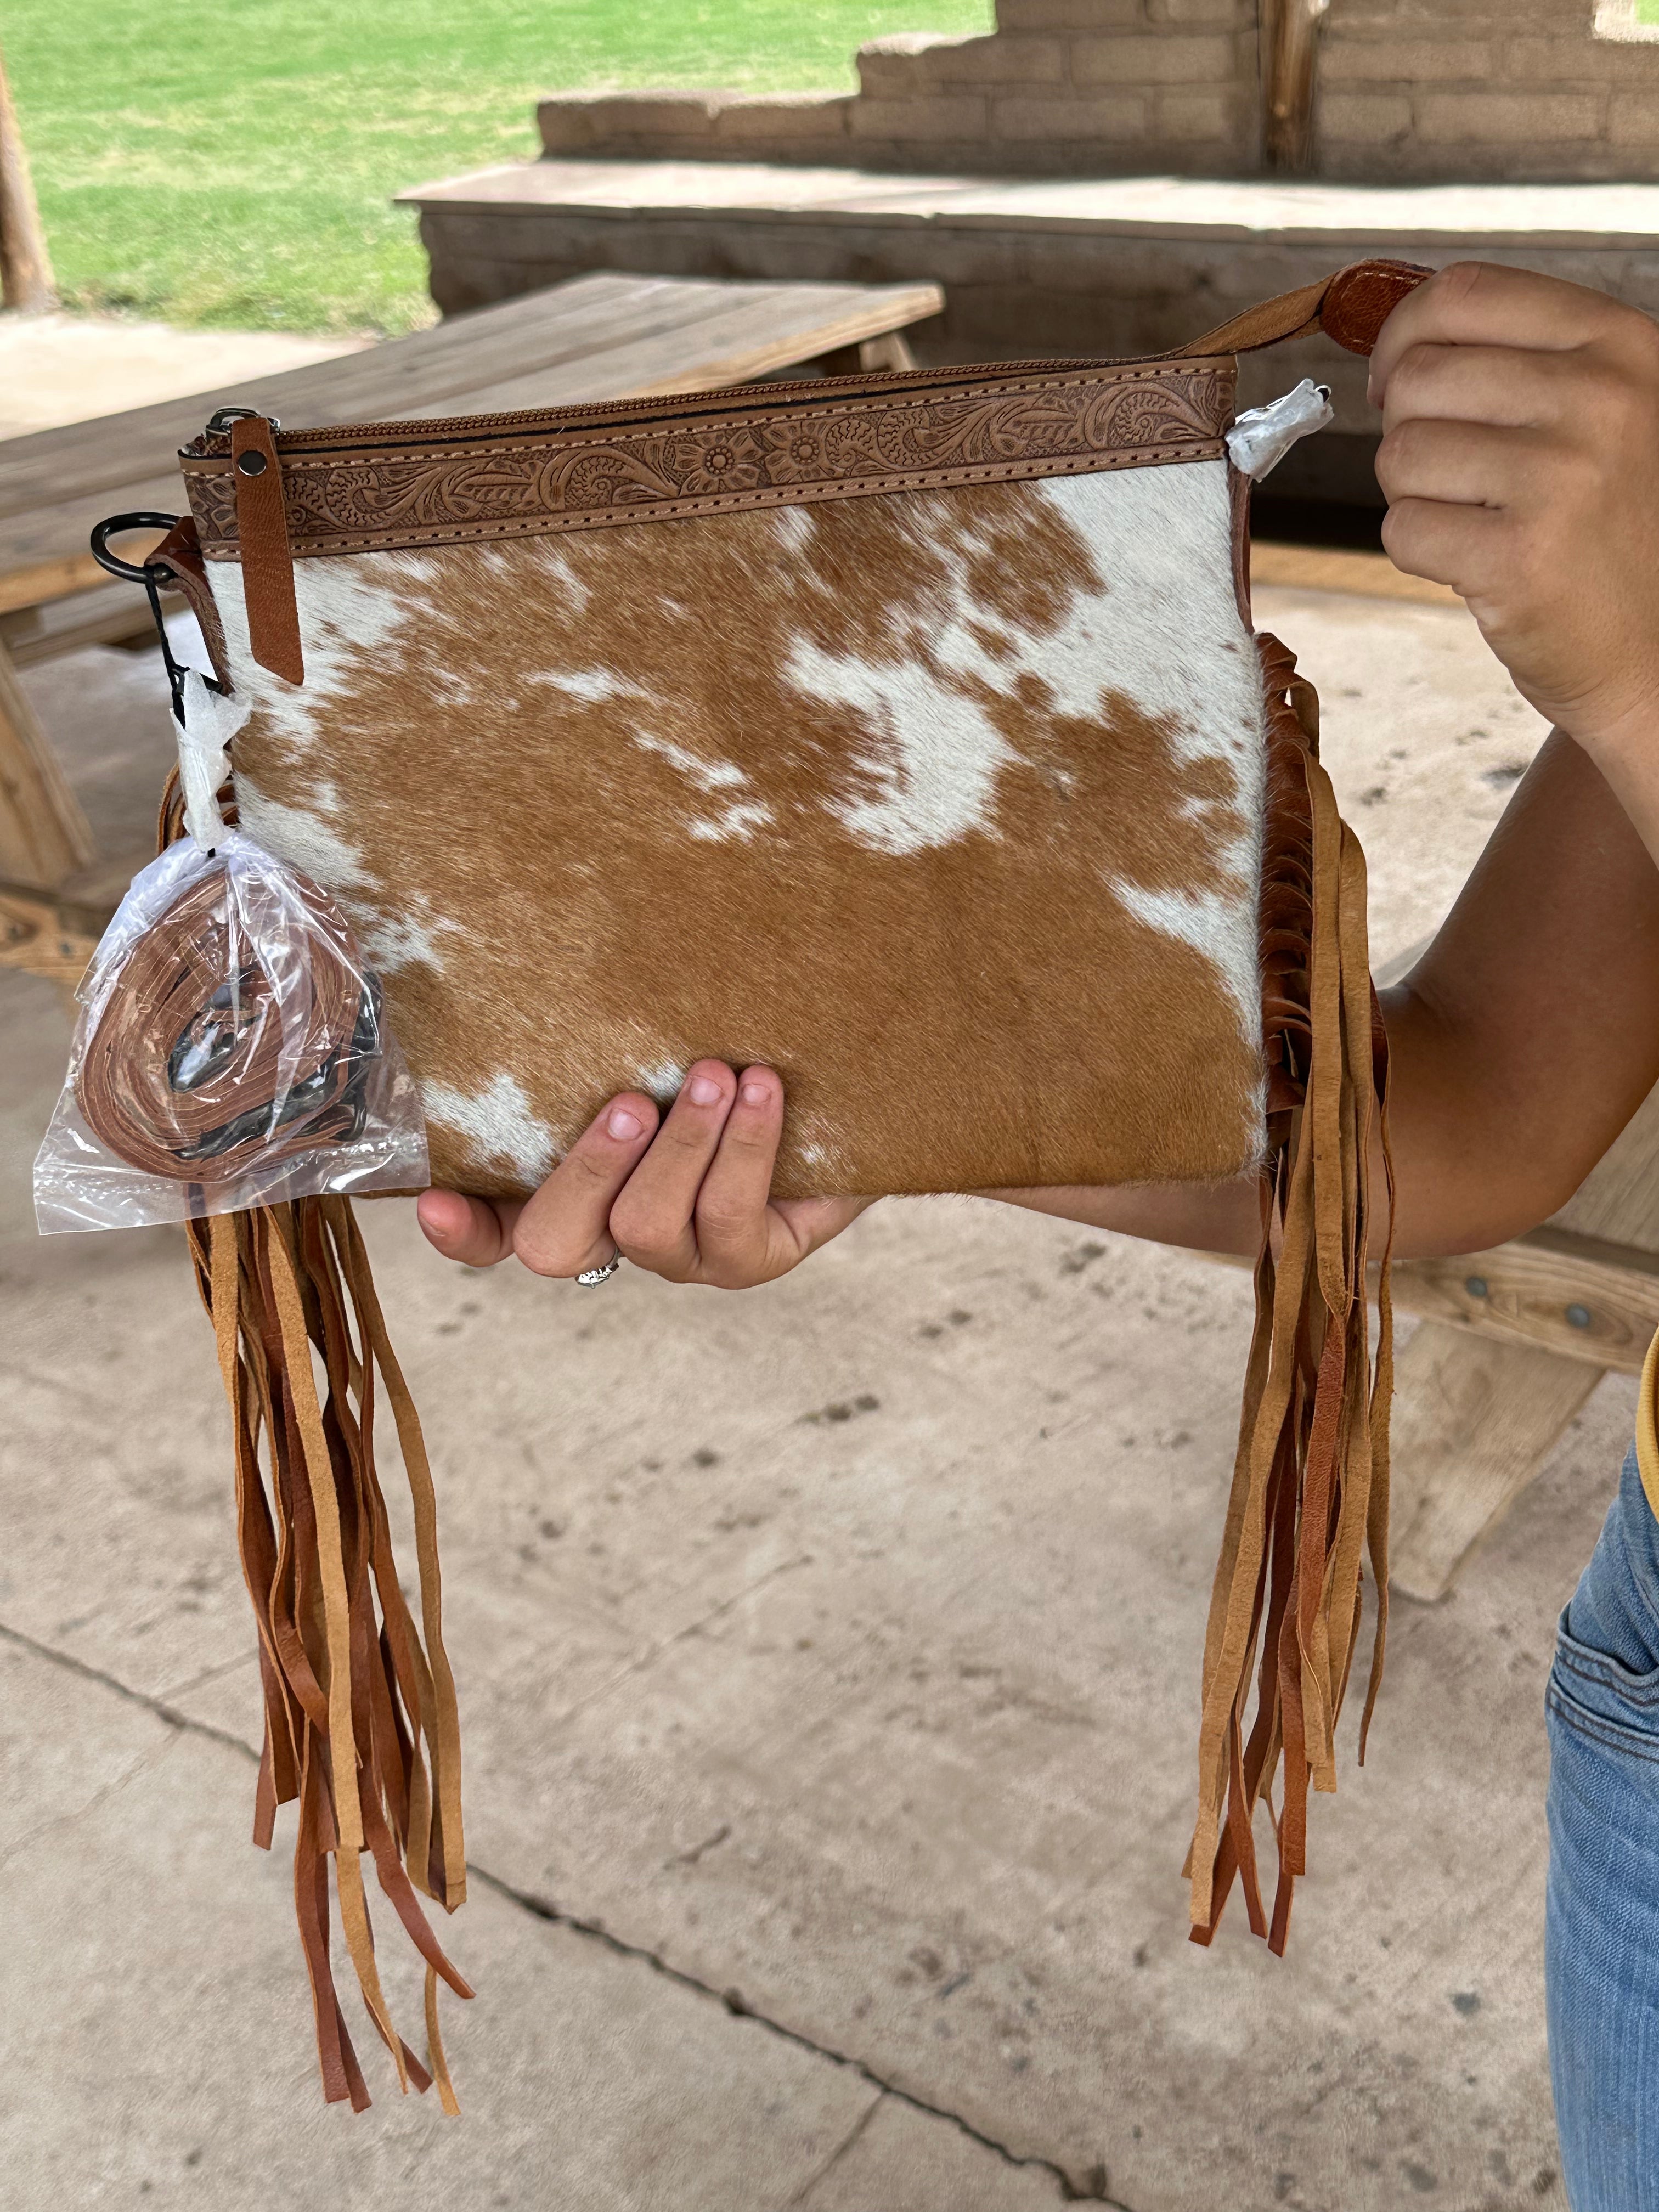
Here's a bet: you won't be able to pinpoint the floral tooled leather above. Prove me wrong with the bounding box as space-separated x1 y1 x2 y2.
182 362 1234 560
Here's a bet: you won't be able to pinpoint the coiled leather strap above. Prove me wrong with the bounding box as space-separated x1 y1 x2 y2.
75 865 374 1181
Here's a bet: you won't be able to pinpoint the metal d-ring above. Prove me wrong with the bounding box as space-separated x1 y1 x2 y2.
89 511 183 586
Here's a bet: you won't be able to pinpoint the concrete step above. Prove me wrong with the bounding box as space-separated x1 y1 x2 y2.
401 159 1659 503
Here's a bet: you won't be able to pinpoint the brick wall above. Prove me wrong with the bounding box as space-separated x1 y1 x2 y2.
538 0 1264 177
1320 0 1659 181
535 0 1659 182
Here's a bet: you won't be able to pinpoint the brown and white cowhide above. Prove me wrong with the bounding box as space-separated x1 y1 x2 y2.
205 456 1267 1200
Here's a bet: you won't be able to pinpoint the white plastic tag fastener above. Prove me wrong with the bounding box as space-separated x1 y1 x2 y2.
1225 379 1336 482
176 670 249 850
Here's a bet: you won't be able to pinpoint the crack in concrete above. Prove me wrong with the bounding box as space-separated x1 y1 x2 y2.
781 2089 884 2208
5 1614 1132 2209
548 1550 814 1733
157 1645 261 1706
665 1821 731 1869
470 1864 1130 2205
0 1620 260 1765
0 1733 179 1877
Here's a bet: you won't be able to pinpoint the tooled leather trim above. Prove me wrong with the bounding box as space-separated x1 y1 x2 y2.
180 361 1234 560
1257 631 1318 1119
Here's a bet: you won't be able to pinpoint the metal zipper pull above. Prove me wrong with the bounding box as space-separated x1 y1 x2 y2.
205 404 280 442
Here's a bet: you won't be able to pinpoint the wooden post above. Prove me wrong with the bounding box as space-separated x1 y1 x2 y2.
1262 0 1329 173
0 46 55 315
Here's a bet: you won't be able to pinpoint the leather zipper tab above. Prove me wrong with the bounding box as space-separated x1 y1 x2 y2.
229 414 304 685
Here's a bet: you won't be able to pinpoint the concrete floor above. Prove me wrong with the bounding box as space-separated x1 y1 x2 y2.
0 583 1628 2210
0 314 369 438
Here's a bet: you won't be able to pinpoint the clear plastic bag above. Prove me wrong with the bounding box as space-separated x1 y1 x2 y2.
34 822 428 1234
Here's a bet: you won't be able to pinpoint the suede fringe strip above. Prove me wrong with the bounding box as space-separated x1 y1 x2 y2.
1186 634 1395 1953
187 1199 471 2110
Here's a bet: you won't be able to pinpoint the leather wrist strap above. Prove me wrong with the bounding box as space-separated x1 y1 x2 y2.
1170 257 1434 363
230 413 304 685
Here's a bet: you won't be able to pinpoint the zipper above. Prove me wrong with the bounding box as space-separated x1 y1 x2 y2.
188 348 1224 461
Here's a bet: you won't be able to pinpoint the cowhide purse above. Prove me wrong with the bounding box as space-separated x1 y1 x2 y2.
99 256 1421 2108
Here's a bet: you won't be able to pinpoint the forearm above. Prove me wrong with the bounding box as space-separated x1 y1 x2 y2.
1581 708 1659 885
1382 727 1659 1250
990 1175 1261 1254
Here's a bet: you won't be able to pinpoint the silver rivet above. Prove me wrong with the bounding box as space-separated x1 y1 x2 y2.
1464 1276 1488 1299
235 450 268 477
1566 1304 1592 1330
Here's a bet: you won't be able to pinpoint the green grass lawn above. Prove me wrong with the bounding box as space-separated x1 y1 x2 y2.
4 1 991 337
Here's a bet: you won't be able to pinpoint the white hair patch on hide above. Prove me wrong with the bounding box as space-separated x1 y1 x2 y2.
232 775 368 888
789 1120 853 1187
776 457 1263 1045
1113 881 1261 1047
421 1071 555 1184
1034 464 1261 780
527 667 642 703
689 800 774 842
633 733 749 792
787 645 1024 857
359 895 463 977
211 549 436 760
526 538 592 613
635 1060 686 1105
772 504 814 553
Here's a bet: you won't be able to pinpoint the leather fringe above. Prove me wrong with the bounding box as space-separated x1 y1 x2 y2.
158 769 470 2108
1186 634 1395 1953
186 1199 471 2110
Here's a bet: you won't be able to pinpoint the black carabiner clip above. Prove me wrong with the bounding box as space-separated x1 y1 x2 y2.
89 511 221 724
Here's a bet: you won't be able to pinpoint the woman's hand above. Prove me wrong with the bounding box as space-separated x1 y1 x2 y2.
415 1059 872 1289
1369 259 1659 775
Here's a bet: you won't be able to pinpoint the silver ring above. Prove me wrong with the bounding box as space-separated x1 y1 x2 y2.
575 1248 623 1288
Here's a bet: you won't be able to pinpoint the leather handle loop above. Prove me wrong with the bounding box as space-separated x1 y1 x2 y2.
1171 258 1435 363
230 413 304 686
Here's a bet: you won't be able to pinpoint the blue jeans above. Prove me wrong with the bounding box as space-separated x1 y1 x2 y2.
1547 1444 1659 2209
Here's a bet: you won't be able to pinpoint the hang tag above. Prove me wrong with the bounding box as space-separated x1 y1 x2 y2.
176 669 249 850
1225 379 1335 482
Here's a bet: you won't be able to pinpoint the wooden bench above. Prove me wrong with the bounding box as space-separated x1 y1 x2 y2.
0 268 943 981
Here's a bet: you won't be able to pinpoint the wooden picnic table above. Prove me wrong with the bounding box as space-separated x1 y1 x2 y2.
0 268 942 974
